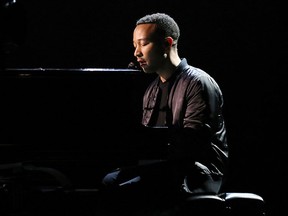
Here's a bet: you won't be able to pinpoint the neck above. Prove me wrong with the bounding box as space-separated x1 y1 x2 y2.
158 55 181 82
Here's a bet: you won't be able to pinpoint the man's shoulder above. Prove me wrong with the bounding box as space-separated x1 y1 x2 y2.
178 59 209 78
178 65 209 82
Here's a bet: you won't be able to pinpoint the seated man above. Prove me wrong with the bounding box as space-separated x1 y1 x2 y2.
99 12 229 215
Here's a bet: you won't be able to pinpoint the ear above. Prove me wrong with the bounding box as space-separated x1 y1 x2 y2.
165 37 174 47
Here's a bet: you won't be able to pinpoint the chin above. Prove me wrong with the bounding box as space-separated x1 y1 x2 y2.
143 68 154 74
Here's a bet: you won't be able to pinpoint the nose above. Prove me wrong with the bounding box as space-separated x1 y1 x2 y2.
134 47 142 57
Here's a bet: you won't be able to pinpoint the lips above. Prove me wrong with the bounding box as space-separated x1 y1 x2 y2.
137 59 146 67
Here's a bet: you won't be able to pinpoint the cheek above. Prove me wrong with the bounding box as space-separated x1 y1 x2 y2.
143 44 164 61
148 45 164 56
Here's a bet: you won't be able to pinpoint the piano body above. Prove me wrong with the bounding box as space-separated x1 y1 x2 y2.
0 67 158 187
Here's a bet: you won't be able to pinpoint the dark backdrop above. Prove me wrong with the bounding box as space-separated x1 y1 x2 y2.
1 1 287 215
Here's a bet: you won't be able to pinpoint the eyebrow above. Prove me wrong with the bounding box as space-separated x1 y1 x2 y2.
134 38 150 43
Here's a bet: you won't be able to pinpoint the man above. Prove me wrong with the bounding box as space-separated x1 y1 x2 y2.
101 12 228 213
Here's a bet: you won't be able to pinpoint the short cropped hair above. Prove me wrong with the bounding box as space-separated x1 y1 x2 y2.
136 13 180 45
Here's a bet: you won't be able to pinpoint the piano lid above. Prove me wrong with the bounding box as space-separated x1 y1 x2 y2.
0 67 143 77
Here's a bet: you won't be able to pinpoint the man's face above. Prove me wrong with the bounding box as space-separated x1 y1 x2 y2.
133 23 165 74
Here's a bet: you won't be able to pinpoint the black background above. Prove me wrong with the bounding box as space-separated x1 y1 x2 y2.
0 0 287 215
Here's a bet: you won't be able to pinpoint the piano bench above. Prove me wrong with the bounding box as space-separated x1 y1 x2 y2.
179 192 265 216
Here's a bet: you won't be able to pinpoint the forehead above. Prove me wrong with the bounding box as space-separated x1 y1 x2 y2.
133 23 158 41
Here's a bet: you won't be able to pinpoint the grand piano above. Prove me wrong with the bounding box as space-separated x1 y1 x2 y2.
0 67 161 188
